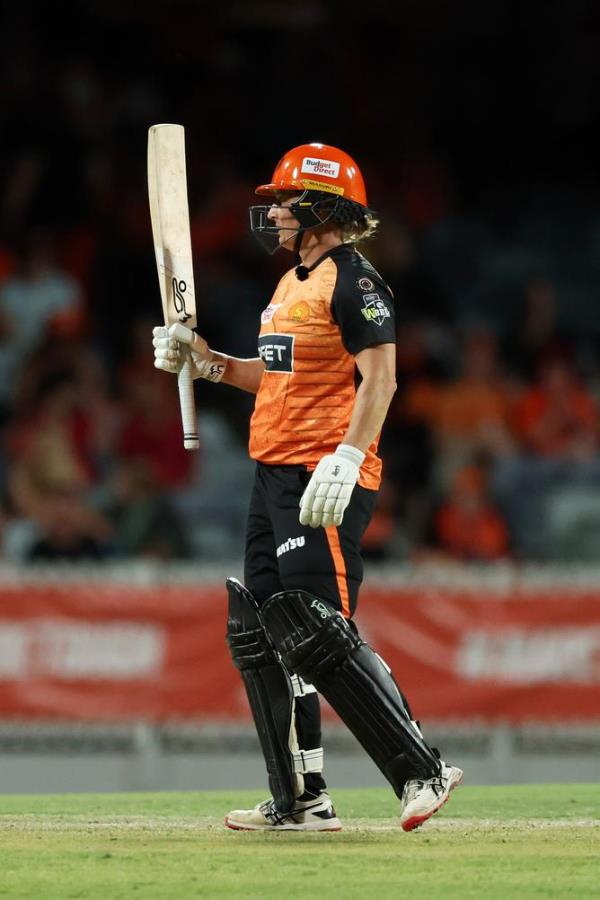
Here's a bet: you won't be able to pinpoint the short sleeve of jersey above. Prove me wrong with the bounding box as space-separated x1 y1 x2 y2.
330 250 396 356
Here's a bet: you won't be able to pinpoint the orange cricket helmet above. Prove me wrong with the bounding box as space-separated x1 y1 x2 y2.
255 142 367 206
250 142 372 256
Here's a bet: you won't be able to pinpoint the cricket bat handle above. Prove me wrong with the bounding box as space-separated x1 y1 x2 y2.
177 347 200 450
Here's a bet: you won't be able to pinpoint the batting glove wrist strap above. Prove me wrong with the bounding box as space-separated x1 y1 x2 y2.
193 356 227 383
335 443 366 467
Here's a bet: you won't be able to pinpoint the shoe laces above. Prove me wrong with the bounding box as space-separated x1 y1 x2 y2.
404 772 446 804
259 798 291 825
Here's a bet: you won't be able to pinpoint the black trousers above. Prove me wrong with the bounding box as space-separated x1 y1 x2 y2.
244 462 377 794
245 462 377 615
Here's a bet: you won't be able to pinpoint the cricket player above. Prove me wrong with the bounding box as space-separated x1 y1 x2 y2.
153 142 462 831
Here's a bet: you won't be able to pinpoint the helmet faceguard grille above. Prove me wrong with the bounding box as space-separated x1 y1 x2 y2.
249 190 373 254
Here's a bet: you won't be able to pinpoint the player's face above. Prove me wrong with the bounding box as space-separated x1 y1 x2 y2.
268 192 302 249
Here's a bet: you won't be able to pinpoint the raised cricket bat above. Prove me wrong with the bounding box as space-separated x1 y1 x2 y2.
147 123 199 450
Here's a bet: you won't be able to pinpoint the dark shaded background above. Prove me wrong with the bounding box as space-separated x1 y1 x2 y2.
2 0 600 565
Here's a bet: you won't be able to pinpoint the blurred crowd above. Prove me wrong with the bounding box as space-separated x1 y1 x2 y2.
1 2 600 565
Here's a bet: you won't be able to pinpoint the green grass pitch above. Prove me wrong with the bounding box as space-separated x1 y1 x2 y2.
0 785 598 898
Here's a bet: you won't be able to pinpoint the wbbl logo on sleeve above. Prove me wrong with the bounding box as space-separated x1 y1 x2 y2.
258 333 294 372
361 293 391 326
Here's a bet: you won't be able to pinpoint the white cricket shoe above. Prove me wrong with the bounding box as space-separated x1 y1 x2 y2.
225 791 342 832
399 763 463 832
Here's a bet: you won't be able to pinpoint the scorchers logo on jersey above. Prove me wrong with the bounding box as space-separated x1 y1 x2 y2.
258 333 294 372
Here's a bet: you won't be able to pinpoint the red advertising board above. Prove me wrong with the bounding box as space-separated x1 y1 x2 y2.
0 581 599 722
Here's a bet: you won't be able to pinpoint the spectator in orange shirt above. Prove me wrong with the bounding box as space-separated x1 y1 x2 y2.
436 327 510 435
432 326 516 486
512 354 599 460
434 464 510 561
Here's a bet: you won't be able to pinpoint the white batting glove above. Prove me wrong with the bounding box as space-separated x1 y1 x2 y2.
152 324 227 382
299 444 365 528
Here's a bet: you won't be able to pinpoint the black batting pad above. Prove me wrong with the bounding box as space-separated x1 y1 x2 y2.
226 578 298 814
262 589 441 798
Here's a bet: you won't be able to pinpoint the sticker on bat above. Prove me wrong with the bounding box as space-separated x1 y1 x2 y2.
172 277 193 322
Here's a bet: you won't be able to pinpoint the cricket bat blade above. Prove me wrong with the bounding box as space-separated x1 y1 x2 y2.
148 123 199 450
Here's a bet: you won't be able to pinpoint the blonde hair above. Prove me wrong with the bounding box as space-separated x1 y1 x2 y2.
314 195 379 244
342 212 380 245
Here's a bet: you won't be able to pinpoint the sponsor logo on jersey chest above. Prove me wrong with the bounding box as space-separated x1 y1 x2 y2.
258 333 294 372
288 301 311 323
360 293 391 326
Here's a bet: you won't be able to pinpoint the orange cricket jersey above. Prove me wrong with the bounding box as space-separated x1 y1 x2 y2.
249 244 396 491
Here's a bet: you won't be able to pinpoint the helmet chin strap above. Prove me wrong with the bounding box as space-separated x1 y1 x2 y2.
294 231 310 282
294 231 304 267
